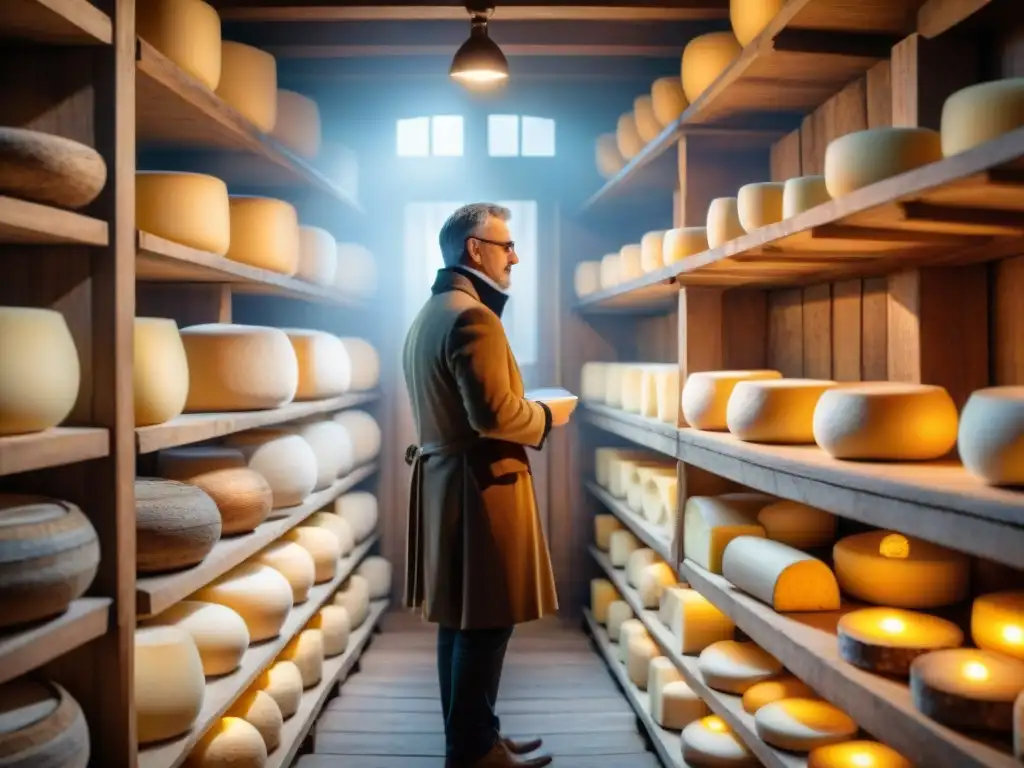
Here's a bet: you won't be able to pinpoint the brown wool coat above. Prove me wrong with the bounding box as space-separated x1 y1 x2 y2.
402 267 558 630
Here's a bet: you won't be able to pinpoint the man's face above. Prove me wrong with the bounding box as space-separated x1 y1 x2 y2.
467 215 518 290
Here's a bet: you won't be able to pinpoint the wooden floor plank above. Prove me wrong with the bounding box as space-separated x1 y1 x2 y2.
325 695 636 715
314 730 651 757
317 711 638 735
299 755 661 768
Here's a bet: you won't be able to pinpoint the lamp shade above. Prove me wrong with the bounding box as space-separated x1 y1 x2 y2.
450 23 508 84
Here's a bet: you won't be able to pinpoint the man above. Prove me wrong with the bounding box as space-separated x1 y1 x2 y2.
403 203 570 768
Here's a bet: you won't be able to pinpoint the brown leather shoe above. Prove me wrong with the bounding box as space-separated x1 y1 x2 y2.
502 736 543 755
451 741 553 767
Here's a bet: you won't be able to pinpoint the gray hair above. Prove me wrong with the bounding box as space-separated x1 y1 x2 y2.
438 202 511 267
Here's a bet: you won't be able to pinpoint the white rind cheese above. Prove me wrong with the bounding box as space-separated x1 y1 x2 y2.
941 78 1024 157
337 337 380 391
296 226 336 286
782 175 831 217
574 261 601 298
194 561 294 641
737 181 785 232
607 600 633 641
270 89 321 159
824 128 942 198
135 625 206 744
663 227 709 264
626 634 660 689
143 600 250 677
682 716 758 767
334 410 382 464
682 493 773 573
357 555 392 599
726 378 838 444
185 716 268 767
333 491 378 542
289 419 355 489
660 587 734 654
722 536 841 611
253 539 316 603
957 386 1024 486
609 529 641 568
698 639 782 694
640 230 668 272
682 369 782 431
310 604 351 657
637 562 677 609
755 698 858 752
283 329 352 401
253 661 303 720
334 574 370 629
285 526 341 584
224 429 318 508
280 628 324 688
706 196 745 249
133 317 190 427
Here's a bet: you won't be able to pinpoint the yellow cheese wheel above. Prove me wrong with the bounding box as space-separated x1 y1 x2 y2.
357 555 392 599
253 539 316 603
640 230 667 272
812 382 959 461
0 306 80 436
0 679 89 768
730 0 784 46
808 741 913 768
185 716 268 767
595 133 625 179
305 511 355 557
958 387 1024 486
627 634 660 689
136 172 230 255
227 196 299 276
137 0 221 89
574 261 601 297
609 529 640 568
337 337 380 391
972 591 1024 661
683 493 773 574
642 473 678 526
591 578 617 623
706 197 744 249
593 513 622 550
144 600 249 677
309 604 350 657
737 181 785 232
282 330 352 401
335 243 378 298
941 78 1024 157
633 95 662 143
682 716 757 767
637 562 676 609
756 500 836 549
783 175 831 217
660 587 735 655
251 661 302 720
216 42 277 132
651 76 688 126
179 323 298 412
682 369 782 431
618 244 644 282
270 89 321 159
640 364 679 423
616 113 644 160
627 548 659 588
135 625 206 744
285 526 341 584
722 536 841 612
333 491 378 542
135 478 222 574
194 562 294 641
824 128 942 198
698 639 782 693
296 226 336 286
742 675 817 714
663 227 709 264
134 317 189 427
726 378 838 444
607 600 633 641
333 410 381 465
618 619 649 664
224 428 318 509
681 32 741 103
755 699 858 752
599 253 620 289
228 690 282 753
910 648 1024 732
281 627 324 688
334 574 370 629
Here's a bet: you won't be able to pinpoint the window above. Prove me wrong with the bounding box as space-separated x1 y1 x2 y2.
396 115 464 157
487 115 519 157
522 116 556 157
486 115 555 157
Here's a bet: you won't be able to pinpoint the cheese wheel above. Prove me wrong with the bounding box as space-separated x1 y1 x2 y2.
972 591 1024 661
610 456 665 499
628 465 674 516
824 128 942 198
135 625 206 744
144 600 250 676
136 171 230 255
626 635 660 689
808 741 913 768
620 365 647 414
310 604 351 657
812 383 959 461
179 323 298 412
737 182 784 233
659 587 735 654
135 478 222 574
618 619 649 663
726 378 837 444
334 491 378 542
698 640 782 693
224 429 318 509
334 574 370 629
296 226 336 286
216 42 277 132
958 387 1024 486
833 530 970 608
683 493 772 573
619 244 643 283
137 0 221 90
682 716 757 767
615 113 644 160
595 447 649 488
640 230 668 273
253 539 316 603
596 133 626 179
599 253 620 289
607 600 633 641
357 556 392 599
281 628 324 688
228 690 282 753
683 369 782 431
0 679 89 768
756 500 836 549
335 242 378 297
638 562 676 609
270 89 321 159
0 495 99 629
642 474 678 526
650 659 706 730
285 526 340 583
838 606 964 676
185 716 268 767
941 78 1024 157
633 95 661 143
651 76 688 126
722 536 841 611
648 655 682 706
911 648 1024 732
681 32 741 103
609 529 640 568
581 363 608 403
574 261 601 298
290 419 356 489
627 548 659 588
0 128 105 210
283 330 351 401
742 675 817 714
639 364 678 422
134 317 189 427
591 578 617 623
663 227 709 264
755 699 858 752
227 196 299 276
194 562 294 641
337 337 380 391
594 514 622 550
706 197 744 249
783 175 831 217
252 661 303 720
730 0 784 46
0 307 80 435
334 410 381 464
305 511 355 557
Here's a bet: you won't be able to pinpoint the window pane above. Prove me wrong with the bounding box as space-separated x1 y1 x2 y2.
488 114 519 157
431 115 464 157
396 117 430 157
498 200 538 366
521 116 555 157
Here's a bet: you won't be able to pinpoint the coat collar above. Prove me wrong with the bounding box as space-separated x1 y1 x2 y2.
431 266 509 318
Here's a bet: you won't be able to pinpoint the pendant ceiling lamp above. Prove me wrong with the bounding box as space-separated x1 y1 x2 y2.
450 4 508 86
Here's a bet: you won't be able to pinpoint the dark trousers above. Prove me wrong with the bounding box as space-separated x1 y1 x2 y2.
437 624 515 763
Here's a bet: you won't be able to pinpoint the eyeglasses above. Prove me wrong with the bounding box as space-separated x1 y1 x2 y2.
466 236 515 254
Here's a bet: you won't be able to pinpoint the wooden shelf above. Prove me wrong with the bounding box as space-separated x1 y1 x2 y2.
574 279 679 315
591 546 805 768
585 480 674 566
582 403 681 458
582 608 685 768
137 534 379 768
0 427 109 477
136 463 379 617
0 195 108 246
681 559 1017 768
0 0 111 44
135 391 379 454
0 598 110 685
267 600 388 768
135 41 361 211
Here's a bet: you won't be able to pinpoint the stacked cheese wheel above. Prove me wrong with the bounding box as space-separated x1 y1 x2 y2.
581 362 681 426
0 677 91 767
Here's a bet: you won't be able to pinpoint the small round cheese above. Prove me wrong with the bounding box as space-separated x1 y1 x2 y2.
726 378 837 444
305 511 355 557
698 640 782 694
618 619 649 663
663 226 709 264
334 410 381 465
337 337 380 391
144 600 250 677
808 741 913 768
599 253 620 289
281 627 324 688
910 648 1024 732
642 474 677 526
194 561 294 641
596 133 625 179
270 89 321 159
574 261 601 298
252 661 302 720
185 716 268 767
135 478 222 574
136 171 230 255
755 698 858 752
742 675 817 714
357 555 392 599
682 369 782 430
609 529 641 568
283 330 352 401
228 690 283 753
730 0 784 46
812 382 959 461
838 606 964 676
640 230 668 272
607 600 633 641
651 76 688 126
0 679 89 768
291 419 356 489
593 512 622 549
137 0 221 90
296 226 336 286
637 562 676 609
224 428 318 508
616 113 644 160
619 244 643 282
310 604 351 657
626 635 660 689
971 590 1024 661
756 500 836 549
783 175 831 217
334 574 370 629
335 243 377 297
591 578 617 624
333 491 378 542
707 197 744 249
737 181 785 232
286 526 341 583
681 31 742 103
216 42 277 132
633 95 662 143
824 128 942 198
227 196 300 276
627 548 659 588
253 539 316 603
941 78 1024 157
133 317 189 427
135 625 206 744
682 715 757 767
958 386 1024 486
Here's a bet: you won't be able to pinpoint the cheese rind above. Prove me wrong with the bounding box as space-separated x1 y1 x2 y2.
594 514 623 551
651 76 688 126
296 226 336 286
971 590 1024 661
306 511 354 556
144 600 249 677
737 182 785 232
310 604 351 657
228 690 283 753
626 548 658 587
619 244 643 283
682 369 782 430
957 387 1024 486
640 364 679 424
581 363 608 404
637 562 676 609
574 261 601 298
742 676 817 714
224 429 318 508
285 526 341 583
607 600 633 641
227 196 299 275
335 243 377 297
681 32 742 103
136 172 230 255
754 698 858 752
640 230 668 272
357 556 392 599
698 639 782 694
609 529 641 568
727 378 837 444
641 473 677 526
599 253 620 289
185 716 268 767
591 578 617 623
133 317 190 428
722 536 841 611
216 41 277 132
824 128 943 198
626 635 660 689
618 619 649 663
194 562 294 641
633 95 662 143
808 741 913 768
252 539 316 604
730 0 784 46
616 113 644 160
660 587 735 654
682 716 758 767
135 478 222 574
138 0 221 90
595 447 650 488
651 661 707 730
783 175 831 217
281 628 324 688
283 329 352 401
334 574 370 629
596 133 626 179
135 626 206 744
663 227 709 264
838 606 964 676
682 493 772 573
334 410 382 464
253 661 302 720
290 419 355 488
757 500 836 549
337 338 380 391
940 78 1024 157
270 89 321 159
910 649 1024 731
333 491 378 541
706 197 744 249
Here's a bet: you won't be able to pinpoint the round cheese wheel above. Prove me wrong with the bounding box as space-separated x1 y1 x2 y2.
251 661 302 720
296 226 336 286
627 548 659 588
698 640 782 693
957 387 1024 486
291 420 355 489
224 429 318 509
682 715 757 767
194 562 294 641
574 261 601 298
179 324 298 412
607 600 633 641
911 648 1024 732
812 382 959 461
737 181 785 232
0 128 105 210
334 574 370 629
664 227 709 264
135 625 206 744
633 95 661 143
616 113 644 160
595 133 625 179
838 606 964 676
0 494 99 629
216 42 277 132
756 500 836 549
227 196 299 276
755 698 858 752
137 0 221 90
742 675 817 714
593 512 622 549
619 244 643 283
135 478 222 574
282 330 351 401
0 306 80 436
637 562 676 609
285 526 341 583
337 337 380 391
134 317 189 427
185 716 268 767
304 512 354 557
609 529 640 568
357 556 392 599
253 539 316 604
972 591 1024 661
618 619 649 663
309 604 351 657
808 741 913 768
726 378 838 444
707 197 744 249
227 690 282 753
334 410 381 464
136 172 230 255
730 0 784 46
682 369 782 430
335 243 377 297
334 492 378 542
281 628 324 688
599 253 620 289
626 635 660 689
0 679 89 768
270 89 321 159
651 76 688 126
783 175 831 217
582 363 609 404
824 128 942 198
941 78 1024 157
144 600 250 677
682 31 741 103
640 230 667 273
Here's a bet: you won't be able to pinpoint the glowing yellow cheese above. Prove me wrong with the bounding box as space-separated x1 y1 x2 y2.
698 639 782 693
581 362 608 403
706 196 745 249
681 32 741 103
627 634 660 689
335 242 378 297
296 226 336 286
194 562 294 641
599 253 620 289
638 562 677 609
144 600 250 676
136 171 230 255
824 128 942 198
619 244 644 282
756 500 837 549
610 530 640 568
224 429 318 508
334 574 370 629
737 181 784 233
596 133 626 179
357 555 392 599
281 627 324 688
574 261 601 297
594 514 622 551
783 175 831 217
618 619 649 663
743 675 817 714
252 661 302 720
640 230 668 272
134 625 206 744
972 591 1024 661
270 89 321 159
722 536 841 611
730 0 784 46
663 227 709 264
958 387 1024 486
185 716 268 767
216 42 277 132
337 337 380 391
310 604 350 657
682 493 772 574
291 419 355 489
616 113 644 160
941 78 1024 157
659 587 735 654
911 648 1024 732
642 473 678 526
682 716 757 767
633 95 661 143
808 741 913 768
0 307 80 436
755 699 858 753
607 600 633 641
334 410 382 465
179 323 298 412
227 196 299 275
133 317 189 427
726 378 838 444
812 382 959 461
228 690 283 753
253 539 316 603
682 369 782 430
626 548 658 587
283 329 352 401
591 578 617 623
285 526 340 584
651 76 688 126
138 0 221 90
333 491 378 541
640 364 678 423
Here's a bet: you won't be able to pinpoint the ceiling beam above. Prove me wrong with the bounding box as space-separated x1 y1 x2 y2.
269 43 680 57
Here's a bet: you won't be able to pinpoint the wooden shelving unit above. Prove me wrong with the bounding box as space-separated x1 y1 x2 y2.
0 0 112 44
0 427 109 477
586 480 674 565
582 403 681 458
0 196 109 245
